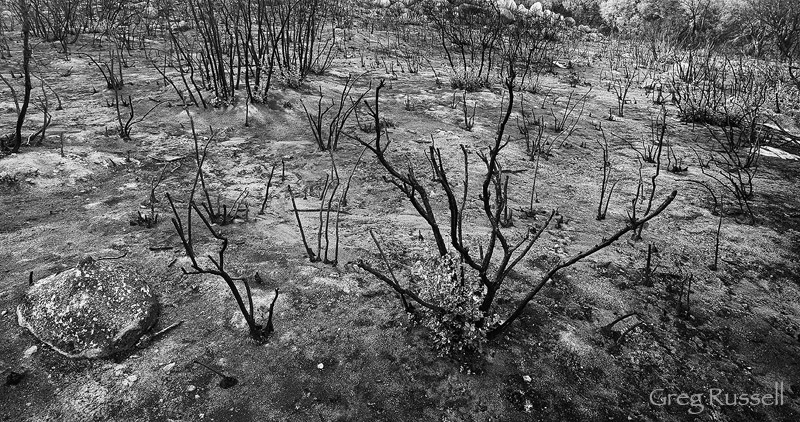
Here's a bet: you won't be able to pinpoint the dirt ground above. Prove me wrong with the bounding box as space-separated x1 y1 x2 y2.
1 23 800 422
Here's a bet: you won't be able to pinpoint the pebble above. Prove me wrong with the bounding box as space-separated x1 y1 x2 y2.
187 384 196 392
162 362 176 373
23 346 38 359
317 363 324 370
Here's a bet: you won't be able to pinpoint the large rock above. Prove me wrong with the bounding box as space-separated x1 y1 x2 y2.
17 257 159 359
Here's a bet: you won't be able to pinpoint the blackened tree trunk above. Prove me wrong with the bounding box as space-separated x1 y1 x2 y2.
12 0 32 153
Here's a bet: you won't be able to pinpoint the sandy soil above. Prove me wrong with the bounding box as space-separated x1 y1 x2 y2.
1 21 799 422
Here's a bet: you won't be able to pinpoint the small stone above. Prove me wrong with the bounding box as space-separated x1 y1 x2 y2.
187 384 196 392
162 362 176 373
317 363 324 370
22 346 38 359
522 375 532 383
6 371 25 386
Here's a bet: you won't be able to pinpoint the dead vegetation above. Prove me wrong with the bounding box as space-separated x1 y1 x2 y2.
0 0 799 420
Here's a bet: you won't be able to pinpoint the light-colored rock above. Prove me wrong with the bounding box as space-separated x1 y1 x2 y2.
17 257 159 359
23 345 38 359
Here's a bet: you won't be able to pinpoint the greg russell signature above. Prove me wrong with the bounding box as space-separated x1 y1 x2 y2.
650 382 786 415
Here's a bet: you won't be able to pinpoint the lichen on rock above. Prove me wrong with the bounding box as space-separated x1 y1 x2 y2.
17 256 159 359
